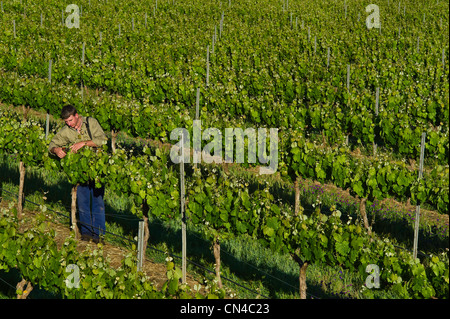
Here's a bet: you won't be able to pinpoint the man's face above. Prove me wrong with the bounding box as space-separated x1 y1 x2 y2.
64 114 80 128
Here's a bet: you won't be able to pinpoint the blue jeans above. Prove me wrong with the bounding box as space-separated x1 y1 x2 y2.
77 181 105 239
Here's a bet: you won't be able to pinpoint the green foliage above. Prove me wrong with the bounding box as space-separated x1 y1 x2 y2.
184 166 449 299
0 205 225 299
0 0 448 299
285 131 448 214
0 0 447 163
0 110 48 167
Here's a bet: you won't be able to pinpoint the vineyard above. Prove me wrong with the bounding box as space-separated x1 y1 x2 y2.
0 0 449 301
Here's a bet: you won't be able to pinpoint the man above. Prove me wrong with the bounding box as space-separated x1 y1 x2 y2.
49 105 108 242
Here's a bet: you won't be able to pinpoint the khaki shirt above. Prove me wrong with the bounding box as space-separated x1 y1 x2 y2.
48 116 107 152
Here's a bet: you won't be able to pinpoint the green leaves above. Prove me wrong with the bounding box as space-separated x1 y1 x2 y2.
0 206 226 299
0 110 47 167
0 0 448 300
285 132 447 213
335 240 350 257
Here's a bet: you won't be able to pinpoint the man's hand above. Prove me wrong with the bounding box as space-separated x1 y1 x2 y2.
52 147 67 159
70 141 88 153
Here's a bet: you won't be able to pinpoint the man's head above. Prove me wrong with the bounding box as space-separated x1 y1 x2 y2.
61 105 80 129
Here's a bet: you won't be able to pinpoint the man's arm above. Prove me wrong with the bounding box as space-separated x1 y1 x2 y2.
50 146 67 158
48 129 69 158
69 140 96 153
88 117 108 147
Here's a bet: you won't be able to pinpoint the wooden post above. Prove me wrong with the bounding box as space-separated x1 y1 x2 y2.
81 42 85 104
314 36 317 55
195 87 200 119
48 59 52 83
71 184 80 239
412 132 426 259
180 134 187 284
214 25 217 45
294 177 300 215
220 12 224 37
347 64 350 92
137 220 145 271
194 88 200 170
142 200 150 265
213 238 223 288
17 161 25 218
82 42 85 66
46 59 51 139
45 111 50 139
206 46 210 87
373 87 379 156
360 198 371 236
111 129 118 153
327 47 330 68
